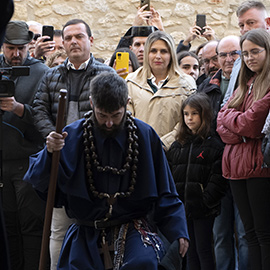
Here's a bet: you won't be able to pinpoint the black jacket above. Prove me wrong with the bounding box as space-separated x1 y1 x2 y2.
0 2 14 269
0 54 48 160
33 55 114 137
176 40 191 54
166 135 227 219
197 69 223 120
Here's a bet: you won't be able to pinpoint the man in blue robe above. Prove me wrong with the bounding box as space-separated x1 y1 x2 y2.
24 72 189 270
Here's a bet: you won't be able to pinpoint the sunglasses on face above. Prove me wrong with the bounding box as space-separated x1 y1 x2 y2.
33 34 41 41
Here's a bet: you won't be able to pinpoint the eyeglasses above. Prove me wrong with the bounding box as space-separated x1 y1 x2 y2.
33 34 41 41
202 55 218 65
218 50 240 59
241 48 265 58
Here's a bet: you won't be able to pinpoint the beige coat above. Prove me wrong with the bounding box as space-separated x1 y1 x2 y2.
126 67 196 150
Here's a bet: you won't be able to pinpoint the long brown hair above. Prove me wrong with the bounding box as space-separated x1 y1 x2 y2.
228 29 270 109
177 93 213 145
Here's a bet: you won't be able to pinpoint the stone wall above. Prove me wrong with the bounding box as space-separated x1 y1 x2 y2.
12 0 270 60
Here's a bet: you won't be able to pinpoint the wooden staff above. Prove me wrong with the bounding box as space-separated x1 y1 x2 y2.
39 89 67 270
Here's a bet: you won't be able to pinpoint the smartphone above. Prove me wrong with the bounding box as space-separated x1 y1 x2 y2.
42 25 54 42
115 52 129 79
140 0 150 11
196 14 206 35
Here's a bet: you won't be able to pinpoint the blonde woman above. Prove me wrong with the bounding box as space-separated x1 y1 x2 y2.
126 31 196 150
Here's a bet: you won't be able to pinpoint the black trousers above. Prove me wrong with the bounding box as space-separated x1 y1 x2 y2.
187 216 215 270
2 159 46 270
230 178 270 270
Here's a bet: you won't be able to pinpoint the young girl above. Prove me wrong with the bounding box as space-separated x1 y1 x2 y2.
167 92 227 270
217 28 270 270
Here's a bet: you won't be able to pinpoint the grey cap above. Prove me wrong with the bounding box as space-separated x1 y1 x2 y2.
4 21 34 45
130 26 158 37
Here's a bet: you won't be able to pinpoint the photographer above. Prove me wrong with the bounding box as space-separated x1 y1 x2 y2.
0 20 48 270
0 2 14 270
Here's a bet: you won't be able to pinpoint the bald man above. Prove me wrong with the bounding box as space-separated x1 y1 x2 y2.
198 36 240 120
201 40 220 77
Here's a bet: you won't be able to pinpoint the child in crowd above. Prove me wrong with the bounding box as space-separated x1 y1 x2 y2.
167 93 227 270
217 28 270 270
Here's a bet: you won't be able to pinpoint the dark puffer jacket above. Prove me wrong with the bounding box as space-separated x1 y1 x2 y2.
166 135 227 219
33 55 114 137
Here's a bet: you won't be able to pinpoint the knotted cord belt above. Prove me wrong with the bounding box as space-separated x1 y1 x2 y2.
76 218 127 230
76 218 130 270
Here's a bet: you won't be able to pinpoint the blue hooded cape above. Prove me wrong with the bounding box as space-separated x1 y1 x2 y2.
24 118 188 269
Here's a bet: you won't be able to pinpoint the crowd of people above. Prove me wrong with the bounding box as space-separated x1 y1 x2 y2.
0 0 270 269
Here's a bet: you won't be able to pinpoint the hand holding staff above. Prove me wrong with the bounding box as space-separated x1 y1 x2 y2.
39 89 67 270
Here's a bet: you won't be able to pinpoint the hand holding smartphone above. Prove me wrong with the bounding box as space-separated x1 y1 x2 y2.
115 52 129 79
196 14 206 35
42 25 54 42
140 0 150 11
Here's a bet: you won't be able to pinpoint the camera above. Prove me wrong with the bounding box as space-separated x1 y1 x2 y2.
0 66 30 97
0 80 14 97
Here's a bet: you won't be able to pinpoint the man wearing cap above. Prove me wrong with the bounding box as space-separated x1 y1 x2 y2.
0 20 48 270
116 5 162 66
129 26 158 66
0 3 14 270
117 26 158 66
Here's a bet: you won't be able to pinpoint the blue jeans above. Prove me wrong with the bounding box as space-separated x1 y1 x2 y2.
213 187 248 270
